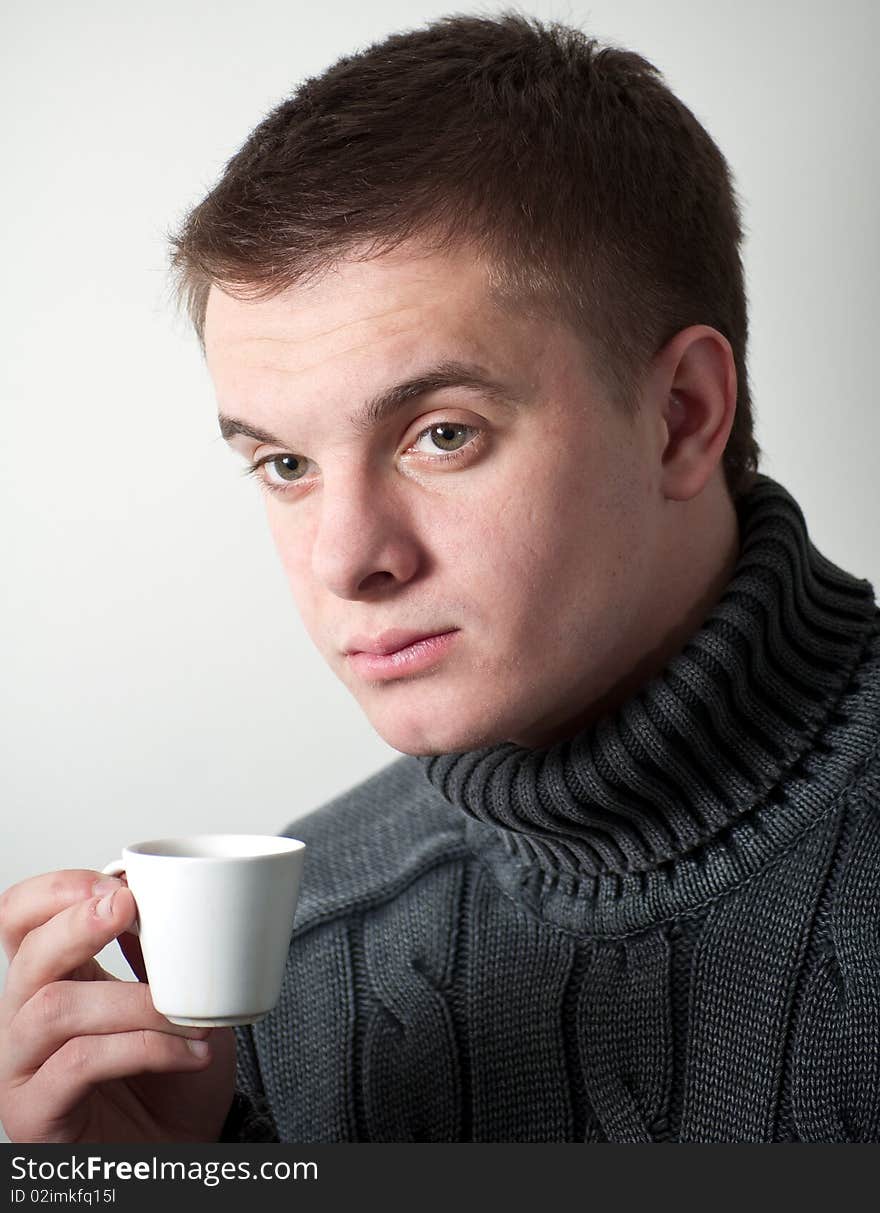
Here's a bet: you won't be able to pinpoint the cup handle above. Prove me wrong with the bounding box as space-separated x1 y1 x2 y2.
100 860 140 936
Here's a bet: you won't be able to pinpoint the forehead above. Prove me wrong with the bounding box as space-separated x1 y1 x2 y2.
201 240 611 436
203 243 507 375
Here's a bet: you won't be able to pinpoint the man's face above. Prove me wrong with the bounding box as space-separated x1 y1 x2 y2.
204 241 664 754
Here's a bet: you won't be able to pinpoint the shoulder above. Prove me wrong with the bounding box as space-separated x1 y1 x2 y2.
279 754 470 937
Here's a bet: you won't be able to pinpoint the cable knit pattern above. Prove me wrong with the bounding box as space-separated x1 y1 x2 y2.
218 473 880 1143
465 867 575 1141
788 773 880 1142
361 864 463 1140
678 806 838 1141
576 931 672 1142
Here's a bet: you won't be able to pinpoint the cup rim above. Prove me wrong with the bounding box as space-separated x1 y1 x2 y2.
123 834 306 860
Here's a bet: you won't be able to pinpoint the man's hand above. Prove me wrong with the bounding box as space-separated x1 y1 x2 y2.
0 870 236 1142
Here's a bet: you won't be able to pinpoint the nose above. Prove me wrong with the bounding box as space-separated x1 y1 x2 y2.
309 468 422 599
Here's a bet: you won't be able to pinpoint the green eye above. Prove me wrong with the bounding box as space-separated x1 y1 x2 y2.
428 423 471 451
265 454 307 483
244 452 313 496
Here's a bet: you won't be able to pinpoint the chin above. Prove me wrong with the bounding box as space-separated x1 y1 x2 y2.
365 696 520 757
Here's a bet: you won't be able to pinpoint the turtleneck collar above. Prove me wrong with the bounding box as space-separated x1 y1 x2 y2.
417 473 878 884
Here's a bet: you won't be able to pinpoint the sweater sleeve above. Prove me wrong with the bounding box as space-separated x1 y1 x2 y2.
218 1023 281 1143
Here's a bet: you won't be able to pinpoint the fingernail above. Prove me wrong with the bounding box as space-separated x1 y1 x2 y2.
96 889 117 917
187 1039 210 1058
93 877 122 897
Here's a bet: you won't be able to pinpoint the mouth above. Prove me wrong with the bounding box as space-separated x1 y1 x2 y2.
343 627 457 657
345 629 459 681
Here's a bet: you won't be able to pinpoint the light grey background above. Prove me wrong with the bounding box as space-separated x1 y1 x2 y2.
1 0 878 1141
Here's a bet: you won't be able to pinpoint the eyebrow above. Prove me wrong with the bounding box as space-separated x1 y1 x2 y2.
217 359 522 447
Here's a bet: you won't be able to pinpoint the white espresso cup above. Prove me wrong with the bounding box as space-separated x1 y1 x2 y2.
101 834 306 1027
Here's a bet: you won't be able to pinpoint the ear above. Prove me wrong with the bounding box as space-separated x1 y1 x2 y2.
652 325 737 502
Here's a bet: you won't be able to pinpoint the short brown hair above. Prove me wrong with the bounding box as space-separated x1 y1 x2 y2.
168 11 760 498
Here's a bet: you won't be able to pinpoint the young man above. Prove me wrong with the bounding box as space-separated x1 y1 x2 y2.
1 13 877 1144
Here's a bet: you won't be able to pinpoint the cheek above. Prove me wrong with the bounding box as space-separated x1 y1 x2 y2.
478 448 645 633
482 464 589 588
265 510 319 616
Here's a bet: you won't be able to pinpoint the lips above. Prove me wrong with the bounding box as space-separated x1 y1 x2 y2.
343 628 457 656
345 629 460 681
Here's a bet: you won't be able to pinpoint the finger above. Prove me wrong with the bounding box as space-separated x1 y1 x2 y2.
20 1028 213 1128
4 979 211 1083
1 885 137 1027
0 871 125 963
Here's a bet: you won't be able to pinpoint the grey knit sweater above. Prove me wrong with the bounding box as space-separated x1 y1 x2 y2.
219 473 880 1144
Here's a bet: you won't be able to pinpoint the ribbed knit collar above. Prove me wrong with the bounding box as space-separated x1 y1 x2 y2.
418 473 878 881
